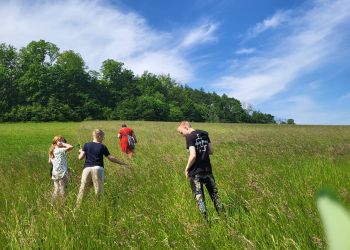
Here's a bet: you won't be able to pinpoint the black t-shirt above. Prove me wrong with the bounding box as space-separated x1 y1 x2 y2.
83 142 110 168
186 130 212 177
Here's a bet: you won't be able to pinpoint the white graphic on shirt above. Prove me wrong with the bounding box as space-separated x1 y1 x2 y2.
195 134 208 153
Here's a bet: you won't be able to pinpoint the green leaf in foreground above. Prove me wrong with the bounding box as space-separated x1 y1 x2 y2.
317 189 350 250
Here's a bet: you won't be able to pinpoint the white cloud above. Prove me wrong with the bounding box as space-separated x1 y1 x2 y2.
179 22 218 49
265 95 350 125
279 95 317 111
215 0 350 103
244 10 290 40
124 51 193 81
0 0 218 82
235 48 256 55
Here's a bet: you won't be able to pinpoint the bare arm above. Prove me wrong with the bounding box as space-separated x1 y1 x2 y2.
107 155 127 166
78 149 86 160
208 143 213 155
184 146 196 178
62 142 74 152
117 133 121 139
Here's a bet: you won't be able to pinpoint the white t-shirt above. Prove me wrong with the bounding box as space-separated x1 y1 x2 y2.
51 147 68 180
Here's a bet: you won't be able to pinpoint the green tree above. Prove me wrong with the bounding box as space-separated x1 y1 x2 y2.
181 99 206 122
18 40 59 71
100 59 136 107
287 119 295 125
53 50 93 119
251 111 275 124
168 104 184 121
0 43 19 117
0 40 280 123
17 40 59 106
135 94 169 121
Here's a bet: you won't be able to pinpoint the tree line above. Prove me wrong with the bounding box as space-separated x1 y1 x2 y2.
0 40 278 123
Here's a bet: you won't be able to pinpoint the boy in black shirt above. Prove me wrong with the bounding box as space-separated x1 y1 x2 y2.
76 129 127 206
177 121 224 219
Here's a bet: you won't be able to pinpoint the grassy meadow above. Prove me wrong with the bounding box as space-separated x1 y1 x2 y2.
0 121 350 249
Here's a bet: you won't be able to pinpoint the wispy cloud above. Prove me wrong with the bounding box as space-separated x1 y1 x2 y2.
179 21 218 49
266 95 350 125
279 95 317 111
0 0 218 82
215 0 350 103
235 48 256 55
124 50 193 81
244 10 290 40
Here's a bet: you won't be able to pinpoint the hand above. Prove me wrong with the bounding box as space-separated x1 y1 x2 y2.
78 149 82 154
184 168 189 178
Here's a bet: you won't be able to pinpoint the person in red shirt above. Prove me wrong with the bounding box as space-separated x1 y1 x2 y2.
117 124 137 158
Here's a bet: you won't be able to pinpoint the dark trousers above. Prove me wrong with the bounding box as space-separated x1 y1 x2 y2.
189 173 224 218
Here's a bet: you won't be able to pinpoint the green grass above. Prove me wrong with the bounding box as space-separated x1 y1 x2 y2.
1 121 350 249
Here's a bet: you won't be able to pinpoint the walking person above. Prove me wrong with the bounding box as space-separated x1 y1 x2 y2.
76 129 127 207
177 121 224 220
48 136 74 202
117 124 137 158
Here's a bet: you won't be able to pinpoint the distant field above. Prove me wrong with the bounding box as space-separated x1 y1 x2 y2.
1 121 350 249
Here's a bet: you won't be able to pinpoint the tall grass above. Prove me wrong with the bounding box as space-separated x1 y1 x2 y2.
0 121 350 249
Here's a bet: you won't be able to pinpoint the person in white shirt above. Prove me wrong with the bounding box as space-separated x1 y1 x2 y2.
48 135 73 202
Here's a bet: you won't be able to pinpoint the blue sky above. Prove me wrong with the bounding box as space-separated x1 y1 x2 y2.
1 0 349 124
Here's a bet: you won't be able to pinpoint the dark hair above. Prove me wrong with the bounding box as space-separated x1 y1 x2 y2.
121 124 127 127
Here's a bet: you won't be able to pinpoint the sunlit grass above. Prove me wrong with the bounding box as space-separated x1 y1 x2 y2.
0 122 350 249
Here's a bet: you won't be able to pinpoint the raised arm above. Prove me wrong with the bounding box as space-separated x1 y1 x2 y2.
185 146 196 177
62 142 74 152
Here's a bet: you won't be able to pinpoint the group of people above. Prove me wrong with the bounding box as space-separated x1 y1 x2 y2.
49 124 136 206
48 121 224 219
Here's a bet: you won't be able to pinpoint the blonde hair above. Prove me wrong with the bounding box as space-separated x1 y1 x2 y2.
179 121 191 128
93 129 105 142
177 121 191 132
49 135 64 159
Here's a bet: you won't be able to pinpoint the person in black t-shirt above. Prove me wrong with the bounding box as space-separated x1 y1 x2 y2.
76 129 127 206
177 121 224 219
